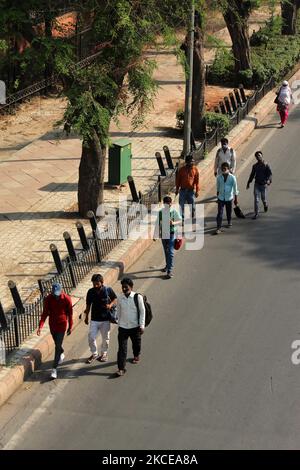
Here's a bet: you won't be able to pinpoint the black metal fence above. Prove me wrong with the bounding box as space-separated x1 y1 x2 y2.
0 208 144 358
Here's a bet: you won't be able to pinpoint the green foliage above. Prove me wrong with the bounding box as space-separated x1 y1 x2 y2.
237 68 253 87
205 112 230 133
207 47 235 85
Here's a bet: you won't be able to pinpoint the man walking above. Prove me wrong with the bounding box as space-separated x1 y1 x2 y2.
214 137 236 176
216 162 239 234
37 283 73 379
157 196 182 279
116 278 145 377
246 151 272 219
84 274 117 364
175 154 199 219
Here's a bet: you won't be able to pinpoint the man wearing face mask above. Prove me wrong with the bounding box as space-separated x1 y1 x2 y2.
214 138 236 177
175 154 199 220
216 162 239 234
37 283 73 380
246 151 272 220
116 278 145 377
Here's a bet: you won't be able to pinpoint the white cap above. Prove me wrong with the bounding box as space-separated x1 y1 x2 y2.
282 80 288 86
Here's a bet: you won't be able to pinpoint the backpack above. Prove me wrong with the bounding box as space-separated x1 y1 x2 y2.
134 293 153 327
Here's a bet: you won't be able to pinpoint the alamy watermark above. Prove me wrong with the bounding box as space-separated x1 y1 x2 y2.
95 199 205 251
0 337 6 365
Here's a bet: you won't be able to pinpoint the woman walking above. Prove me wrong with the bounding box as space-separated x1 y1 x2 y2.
276 80 292 128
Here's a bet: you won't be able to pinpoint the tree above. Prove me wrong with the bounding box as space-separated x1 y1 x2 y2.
57 0 196 217
213 0 260 75
281 0 300 35
180 5 206 139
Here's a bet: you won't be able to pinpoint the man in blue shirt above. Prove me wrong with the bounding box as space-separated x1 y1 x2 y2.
216 162 239 234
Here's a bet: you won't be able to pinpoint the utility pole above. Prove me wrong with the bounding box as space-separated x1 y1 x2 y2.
183 0 195 159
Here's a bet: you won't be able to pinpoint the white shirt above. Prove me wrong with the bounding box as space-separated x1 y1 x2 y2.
117 291 146 329
214 147 236 175
278 86 292 105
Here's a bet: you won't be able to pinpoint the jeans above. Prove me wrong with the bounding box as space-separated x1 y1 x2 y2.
117 327 141 370
88 320 111 356
179 189 195 219
51 332 65 369
254 183 267 215
162 234 175 273
216 199 232 229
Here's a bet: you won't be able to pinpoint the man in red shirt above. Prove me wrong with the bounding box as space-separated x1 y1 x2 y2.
37 283 73 379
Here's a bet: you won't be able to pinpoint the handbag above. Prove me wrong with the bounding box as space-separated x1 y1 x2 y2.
274 96 279 104
234 205 245 219
174 237 183 250
104 287 118 323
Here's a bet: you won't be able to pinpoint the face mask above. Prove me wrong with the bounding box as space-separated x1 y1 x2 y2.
222 145 228 151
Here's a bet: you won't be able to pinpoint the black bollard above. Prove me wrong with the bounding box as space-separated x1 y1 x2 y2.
50 244 63 274
224 96 232 115
239 84 247 103
0 301 7 329
87 211 98 234
234 88 242 107
229 92 237 112
155 152 167 177
76 221 89 251
127 176 139 203
163 146 174 170
8 281 25 313
63 232 77 261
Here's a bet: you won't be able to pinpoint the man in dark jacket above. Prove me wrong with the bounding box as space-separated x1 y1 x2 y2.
84 274 117 364
37 282 73 379
247 151 272 219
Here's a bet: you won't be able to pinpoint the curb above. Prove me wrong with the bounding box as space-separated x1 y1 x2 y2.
0 75 291 408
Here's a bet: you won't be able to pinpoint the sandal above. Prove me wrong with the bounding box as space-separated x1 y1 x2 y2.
97 354 108 362
86 354 98 364
132 356 140 364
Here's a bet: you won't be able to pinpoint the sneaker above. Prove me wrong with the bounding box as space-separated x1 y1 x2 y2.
215 228 222 234
97 353 108 362
264 204 268 213
227 222 232 228
50 368 57 379
132 356 140 364
86 353 98 364
280 124 285 128
166 272 173 279
58 353 65 365
252 214 258 220
116 369 126 377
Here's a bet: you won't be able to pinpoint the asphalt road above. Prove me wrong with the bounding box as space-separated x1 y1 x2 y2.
1 105 300 450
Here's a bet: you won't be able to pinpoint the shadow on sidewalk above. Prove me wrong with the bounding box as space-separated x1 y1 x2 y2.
0 211 79 221
255 122 279 129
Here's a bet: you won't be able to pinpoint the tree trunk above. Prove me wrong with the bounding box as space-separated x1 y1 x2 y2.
191 25 206 139
281 0 300 35
223 8 251 74
78 129 106 217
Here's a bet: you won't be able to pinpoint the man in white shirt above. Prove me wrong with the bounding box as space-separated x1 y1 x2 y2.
214 137 236 177
116 277 146 376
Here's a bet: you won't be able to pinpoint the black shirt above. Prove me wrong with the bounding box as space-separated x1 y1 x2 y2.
248 162 272 186
86 286 117 322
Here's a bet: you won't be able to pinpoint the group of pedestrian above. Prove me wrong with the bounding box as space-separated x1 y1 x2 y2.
214 141 272 232
37 275 145 379
37 79 284 376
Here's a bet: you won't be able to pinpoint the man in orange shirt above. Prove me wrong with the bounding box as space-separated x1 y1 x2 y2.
175 155 200 219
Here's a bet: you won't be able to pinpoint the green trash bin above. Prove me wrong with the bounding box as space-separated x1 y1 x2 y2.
108 138 132 185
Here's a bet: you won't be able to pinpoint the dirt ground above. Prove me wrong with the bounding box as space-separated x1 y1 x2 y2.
0 6 277 161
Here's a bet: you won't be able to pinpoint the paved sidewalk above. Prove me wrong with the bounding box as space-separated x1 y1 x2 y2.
0 49 185 311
